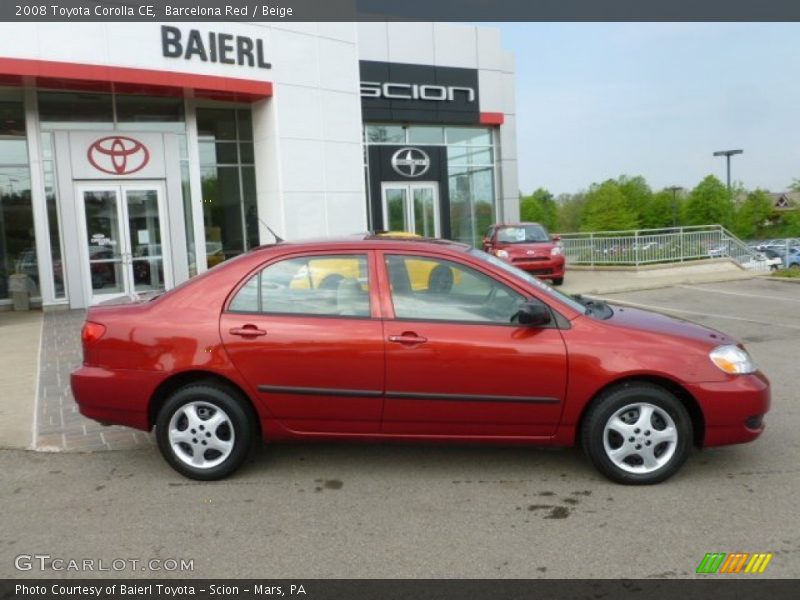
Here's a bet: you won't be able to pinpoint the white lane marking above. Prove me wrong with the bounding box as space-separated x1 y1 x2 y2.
591 297 800 330
677 284 800 303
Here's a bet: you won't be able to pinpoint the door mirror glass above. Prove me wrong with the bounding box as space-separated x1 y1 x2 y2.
514 301 552 327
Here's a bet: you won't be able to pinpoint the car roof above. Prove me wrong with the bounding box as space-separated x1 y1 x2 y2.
250 233 472 254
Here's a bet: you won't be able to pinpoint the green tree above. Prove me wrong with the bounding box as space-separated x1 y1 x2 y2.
684 175 734 227
639 189 677 229
555 193 586 232
580 180 639 232
616 175 650 226
519 187 558 230
731 189 774 239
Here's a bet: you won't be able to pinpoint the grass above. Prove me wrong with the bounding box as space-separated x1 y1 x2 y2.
771 268 800 278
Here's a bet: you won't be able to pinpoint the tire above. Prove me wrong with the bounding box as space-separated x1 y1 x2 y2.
155 383 255 480
552 277 564 286
581 382 692 485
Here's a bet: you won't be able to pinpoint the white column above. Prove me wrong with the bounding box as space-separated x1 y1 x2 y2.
183 92 208 274
23 83 57 306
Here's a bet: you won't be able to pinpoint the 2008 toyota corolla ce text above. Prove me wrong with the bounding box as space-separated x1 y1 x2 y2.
71 235 770 484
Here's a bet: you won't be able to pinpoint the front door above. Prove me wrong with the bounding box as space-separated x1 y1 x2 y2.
379 252 568 438
381 182 440 237
76 182 171 305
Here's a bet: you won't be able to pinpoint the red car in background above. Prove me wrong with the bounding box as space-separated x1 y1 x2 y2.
483 222 566 285
71 235 769 484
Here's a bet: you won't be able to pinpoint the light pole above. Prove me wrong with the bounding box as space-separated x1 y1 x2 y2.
713 149 743 195
666 186 683 227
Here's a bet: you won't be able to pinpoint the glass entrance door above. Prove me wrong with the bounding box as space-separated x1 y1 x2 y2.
381 182 440 237
77 182 170 304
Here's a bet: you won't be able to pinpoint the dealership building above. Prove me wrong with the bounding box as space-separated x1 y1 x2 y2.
0 22 517 309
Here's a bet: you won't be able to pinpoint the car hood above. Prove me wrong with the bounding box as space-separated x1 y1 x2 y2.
603 304 735 348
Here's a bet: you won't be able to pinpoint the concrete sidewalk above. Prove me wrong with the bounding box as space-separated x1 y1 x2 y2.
0 260 761 453
0 310 42 449
560 261 757 295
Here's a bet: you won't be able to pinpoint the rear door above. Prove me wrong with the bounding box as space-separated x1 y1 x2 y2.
378 251 568 438
220 251 385 434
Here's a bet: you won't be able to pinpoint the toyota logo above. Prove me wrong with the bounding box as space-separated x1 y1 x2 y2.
391 147 431 178
87 136 150 176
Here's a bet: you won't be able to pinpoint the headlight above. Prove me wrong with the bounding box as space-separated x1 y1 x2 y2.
495 249 509 259
709 345 757 374
551 246 562 256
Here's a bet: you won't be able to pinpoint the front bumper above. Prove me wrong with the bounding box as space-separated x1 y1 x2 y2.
509 256 566 279
686 372 771 447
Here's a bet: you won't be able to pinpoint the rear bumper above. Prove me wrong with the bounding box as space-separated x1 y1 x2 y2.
70 365 164 431
687 372 771 447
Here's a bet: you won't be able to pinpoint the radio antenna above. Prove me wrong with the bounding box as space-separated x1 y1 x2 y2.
258 217 284 243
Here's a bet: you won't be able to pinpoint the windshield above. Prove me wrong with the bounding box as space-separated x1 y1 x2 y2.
496 224 550 244
468 248 586 315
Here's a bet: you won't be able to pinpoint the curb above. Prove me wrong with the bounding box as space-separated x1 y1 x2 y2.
761 276 800 284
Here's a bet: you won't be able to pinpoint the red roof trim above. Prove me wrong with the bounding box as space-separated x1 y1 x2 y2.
0 57 272 101
479 112 505 125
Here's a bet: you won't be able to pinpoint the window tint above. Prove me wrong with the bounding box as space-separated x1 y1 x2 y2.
229 255 370 317
385 255 526 324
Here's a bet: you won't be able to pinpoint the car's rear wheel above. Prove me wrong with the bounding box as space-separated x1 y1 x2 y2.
552 277 564 286
155 383 254 480
581 383 692 484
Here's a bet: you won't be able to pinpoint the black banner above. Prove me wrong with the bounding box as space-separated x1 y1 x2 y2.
1 0 800 22
3 579 800 600
360 61 480 126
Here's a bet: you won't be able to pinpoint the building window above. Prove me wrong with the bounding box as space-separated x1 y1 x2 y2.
0 88 34 301
447 127 496 247
197 108 256 266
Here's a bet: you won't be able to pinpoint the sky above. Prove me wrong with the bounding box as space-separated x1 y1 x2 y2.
494 23 800 196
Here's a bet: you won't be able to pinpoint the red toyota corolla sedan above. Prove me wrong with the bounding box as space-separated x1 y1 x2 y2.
71 235 769 484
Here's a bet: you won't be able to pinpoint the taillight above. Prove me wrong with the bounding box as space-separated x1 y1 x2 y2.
81 322 106 346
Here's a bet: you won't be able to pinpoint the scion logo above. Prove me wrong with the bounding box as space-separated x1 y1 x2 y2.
361 81 475 103
391 147 431 178
696 552 773 574
87 136 150 176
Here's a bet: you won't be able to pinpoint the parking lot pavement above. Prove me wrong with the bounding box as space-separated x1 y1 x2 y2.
2 278 798 579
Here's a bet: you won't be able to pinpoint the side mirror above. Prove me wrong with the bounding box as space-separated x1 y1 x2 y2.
515 301 552 327
482 237 490 248
551 235 561 242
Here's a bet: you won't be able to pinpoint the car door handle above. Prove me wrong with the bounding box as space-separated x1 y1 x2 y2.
388 332 427 345
229 325 267 338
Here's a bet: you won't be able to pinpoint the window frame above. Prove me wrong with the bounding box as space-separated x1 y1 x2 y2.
224 250 380 320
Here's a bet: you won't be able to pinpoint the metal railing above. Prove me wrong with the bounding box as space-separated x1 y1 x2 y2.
556 225 773 271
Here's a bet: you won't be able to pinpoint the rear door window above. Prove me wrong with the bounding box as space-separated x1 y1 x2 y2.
228 254 371 317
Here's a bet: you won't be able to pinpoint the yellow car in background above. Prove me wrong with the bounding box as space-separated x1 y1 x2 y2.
288 232 459 292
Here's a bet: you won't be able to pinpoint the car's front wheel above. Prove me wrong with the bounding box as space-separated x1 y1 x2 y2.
581 383 692 484
552 277 564 286
155 383 255 480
